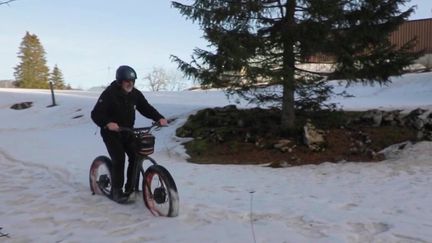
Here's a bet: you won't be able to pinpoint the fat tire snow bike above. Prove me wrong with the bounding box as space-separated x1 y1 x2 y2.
89 123 179 217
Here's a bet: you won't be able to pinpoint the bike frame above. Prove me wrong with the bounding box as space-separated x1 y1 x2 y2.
129 155 157 193
118 124 161 194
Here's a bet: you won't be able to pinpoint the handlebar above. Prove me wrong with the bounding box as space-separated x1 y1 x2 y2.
118 122 166 134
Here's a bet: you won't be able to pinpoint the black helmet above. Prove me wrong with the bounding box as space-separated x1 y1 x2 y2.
116 65 137 82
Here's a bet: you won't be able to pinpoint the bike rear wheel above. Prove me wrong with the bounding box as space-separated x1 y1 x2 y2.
89 156 112 197
143 165 179 217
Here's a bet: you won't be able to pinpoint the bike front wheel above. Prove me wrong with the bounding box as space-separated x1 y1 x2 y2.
89 156 112 197
143 165 179 217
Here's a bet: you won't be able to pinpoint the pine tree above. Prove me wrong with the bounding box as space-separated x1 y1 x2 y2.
14 32 50 89
172 0 420 130
50 64 66 89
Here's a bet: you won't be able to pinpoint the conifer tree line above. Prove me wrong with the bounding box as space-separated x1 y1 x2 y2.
172 0 421 130
14 31 70 89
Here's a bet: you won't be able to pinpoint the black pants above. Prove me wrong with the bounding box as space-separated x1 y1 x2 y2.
101 129 136 192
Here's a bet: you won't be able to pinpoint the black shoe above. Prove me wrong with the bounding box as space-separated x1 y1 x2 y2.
124 181 133 194
124 190 132 197
111 189 129 204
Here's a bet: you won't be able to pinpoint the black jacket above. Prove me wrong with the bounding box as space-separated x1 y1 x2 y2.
91 81 164 128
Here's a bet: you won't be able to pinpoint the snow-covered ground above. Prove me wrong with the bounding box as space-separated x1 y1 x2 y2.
1 72 432 243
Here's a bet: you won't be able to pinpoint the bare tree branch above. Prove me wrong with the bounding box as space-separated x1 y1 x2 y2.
144 67 170 91
0 0 17 5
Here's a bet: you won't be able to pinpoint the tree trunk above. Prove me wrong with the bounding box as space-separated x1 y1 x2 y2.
280 0 296 130
281 74 295 129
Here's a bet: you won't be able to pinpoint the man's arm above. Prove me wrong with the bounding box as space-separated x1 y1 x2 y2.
91 91 113 128
135 91 164 122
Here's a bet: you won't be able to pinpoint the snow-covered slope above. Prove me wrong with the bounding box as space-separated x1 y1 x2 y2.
1 72 432 242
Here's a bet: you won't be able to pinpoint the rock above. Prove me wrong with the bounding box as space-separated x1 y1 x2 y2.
303 121 325 151
382 110 402 126
404 110 429 130
349 147 360 155
413 118 425 130
290 156 301 163
425 122 432 132
374 153 386 161
244 132 254 143
382 111 395 123
237 119 245 128
273 139 291 149
355 140 365 149
215 105 237 112
10 101 33 110
426 117 432 127
378 141 413 160
215 133 225 143
424 130 432 141
279 146 293 153
409 108 427 117
348 130 373 154
361 109 383 127
268 160 291 168
365 148 377 158
255 137 265 148
417 130 424 140
395 112 407 126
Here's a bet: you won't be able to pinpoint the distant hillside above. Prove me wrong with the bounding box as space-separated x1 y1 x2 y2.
87 85 107 92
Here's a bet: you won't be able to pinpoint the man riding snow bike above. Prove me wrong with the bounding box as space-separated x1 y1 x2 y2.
89 122 179 217
90 65 178 217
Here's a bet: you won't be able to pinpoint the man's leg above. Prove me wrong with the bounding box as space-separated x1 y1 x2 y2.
101 130 128 203
124 138 137 194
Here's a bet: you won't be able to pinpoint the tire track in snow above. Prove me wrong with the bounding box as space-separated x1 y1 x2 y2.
0 148 74 187
0 148 159 242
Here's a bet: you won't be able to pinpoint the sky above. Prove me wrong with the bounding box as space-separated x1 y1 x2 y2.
0 71 432 242
0 0 431 90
